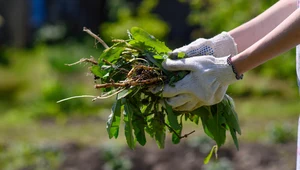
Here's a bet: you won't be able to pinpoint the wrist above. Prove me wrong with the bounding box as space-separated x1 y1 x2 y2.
227 55 244 80
230 52 249 76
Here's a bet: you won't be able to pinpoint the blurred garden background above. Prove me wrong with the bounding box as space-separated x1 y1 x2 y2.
0 0 299 169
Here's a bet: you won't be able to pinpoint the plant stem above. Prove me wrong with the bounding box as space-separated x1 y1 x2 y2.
65 57 98 66
83 27 109 49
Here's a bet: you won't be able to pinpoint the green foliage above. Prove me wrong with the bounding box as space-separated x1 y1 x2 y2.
100 0 169 43
85 27 241 162
0 40 111 121
182 0 278 36
107 100 122 139
0 144 61 170
266 122 296 144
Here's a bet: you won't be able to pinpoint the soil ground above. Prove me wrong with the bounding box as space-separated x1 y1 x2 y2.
58 141 296 170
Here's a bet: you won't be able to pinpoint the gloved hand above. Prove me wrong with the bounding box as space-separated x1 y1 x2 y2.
169 32 238 58
161 55 240 111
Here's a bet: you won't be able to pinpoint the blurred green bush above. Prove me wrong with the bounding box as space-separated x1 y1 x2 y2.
0 143 61 170
0 0 297 123
0 39 113 121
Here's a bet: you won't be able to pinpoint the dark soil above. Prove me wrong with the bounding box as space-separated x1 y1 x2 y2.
58 141 297 170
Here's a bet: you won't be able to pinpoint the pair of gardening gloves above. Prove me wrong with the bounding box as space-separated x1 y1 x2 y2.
156 32 240 111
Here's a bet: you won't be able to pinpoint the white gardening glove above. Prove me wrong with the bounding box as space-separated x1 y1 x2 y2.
161 55 241 111
169 32 238 58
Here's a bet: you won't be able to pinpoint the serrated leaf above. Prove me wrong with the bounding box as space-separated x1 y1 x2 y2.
196 106 226 147
126 100 147 146
224 95 241 134
132 116 147 146
99 46 125 64
130 27 171 54
148 113 166 149
155 125 166 149
106 100 122 139
164 101 182 144
141 102 153 116
188 114 200 125
123 100 136 149
221 95 241 150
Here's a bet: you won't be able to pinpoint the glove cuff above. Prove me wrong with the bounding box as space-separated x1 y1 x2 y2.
210 32 238 57
214 56 239 85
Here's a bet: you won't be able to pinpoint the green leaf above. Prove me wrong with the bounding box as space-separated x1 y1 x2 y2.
130 27 171 54
99 46 125 64
106 100 122 139
123 100 136 149
164 101 182 144
177 52 186 59
153 55 164 59
148 113 166 149
196 106 226 147
141 102 153 116
224 95 241 134
188 113 200 125
90 65 106 78
126 100 147 146
132 116 147 146
117 89 131 100
204 145 218 164
221 95 241 150
155 125 166 149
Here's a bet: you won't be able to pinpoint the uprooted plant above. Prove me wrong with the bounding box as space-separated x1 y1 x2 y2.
58 27 241 163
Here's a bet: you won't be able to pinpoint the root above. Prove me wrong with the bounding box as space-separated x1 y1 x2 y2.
83 27 109 49
94 77 166 89
66 57 98 66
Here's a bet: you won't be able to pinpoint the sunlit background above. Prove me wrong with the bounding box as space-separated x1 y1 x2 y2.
0 0 299 169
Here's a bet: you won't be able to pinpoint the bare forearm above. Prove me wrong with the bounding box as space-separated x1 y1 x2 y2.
229 0 297 53
232 9 300 75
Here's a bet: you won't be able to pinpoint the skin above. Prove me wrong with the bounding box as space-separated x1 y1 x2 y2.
229 0 298 53
163 0 299 110
232 8 300 75
226 0 299 75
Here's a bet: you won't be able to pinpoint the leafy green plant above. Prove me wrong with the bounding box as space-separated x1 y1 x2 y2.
60 27 241 162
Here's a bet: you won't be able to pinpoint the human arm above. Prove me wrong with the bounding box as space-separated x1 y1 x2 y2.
169 0 298 59
160 8 300 111
232 8 300 75
229 0 298 53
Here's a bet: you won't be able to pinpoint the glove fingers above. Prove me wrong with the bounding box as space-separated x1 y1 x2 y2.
191 102 205 111
149 85 163 94
162 74 192 98
165 94 191 108
174 99 202 111
212 86 227 104
162 58 198 72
